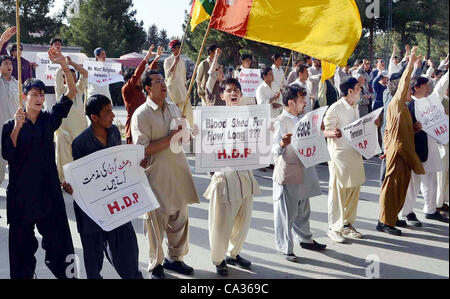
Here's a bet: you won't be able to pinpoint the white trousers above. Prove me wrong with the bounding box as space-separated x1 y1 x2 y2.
402 171 437 217
273 183 313 255
328 169 361 232
208 195 253 266
437 144 449 208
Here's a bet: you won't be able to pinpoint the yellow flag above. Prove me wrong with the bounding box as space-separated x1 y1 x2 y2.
321 61 337 83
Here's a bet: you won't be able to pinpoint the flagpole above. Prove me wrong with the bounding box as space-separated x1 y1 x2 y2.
16 0 22 107
279 51 293 92
179 21 190 53
182 25 211 116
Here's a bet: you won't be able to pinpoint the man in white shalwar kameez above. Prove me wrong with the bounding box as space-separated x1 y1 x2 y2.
203 78 261 276
0 55 19 184
272 85 326 262
54 57 88 183
401 72 449 225
323 78 368 243
164 40 193 128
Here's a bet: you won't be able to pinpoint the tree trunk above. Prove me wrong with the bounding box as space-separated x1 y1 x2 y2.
426 25 432 59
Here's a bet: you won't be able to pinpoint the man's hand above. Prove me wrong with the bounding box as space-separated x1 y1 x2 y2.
65 56 74 66
414 55 423 69
62 182 74 195
427 58 434 69
0 27 16 43
280 133 292 148
13 107 26 130
139 158 148 169
331 129 342 138
413 121 423 133
374 115 382 127
409 46 419 66
215 48 222 57
145 45 155 61
272 103 282 109
156 46 163 60
48 48 67 66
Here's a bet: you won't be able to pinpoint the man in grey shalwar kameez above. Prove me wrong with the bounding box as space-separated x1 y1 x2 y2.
272 85 327 262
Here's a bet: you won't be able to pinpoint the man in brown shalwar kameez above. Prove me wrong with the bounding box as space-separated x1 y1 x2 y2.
377 46 425 236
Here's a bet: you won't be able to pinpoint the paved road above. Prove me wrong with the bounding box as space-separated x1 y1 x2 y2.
0 107 448 279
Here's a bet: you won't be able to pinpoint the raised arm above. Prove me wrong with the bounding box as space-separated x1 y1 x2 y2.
391 46 418 108
0 27 15 55
48 48 76 100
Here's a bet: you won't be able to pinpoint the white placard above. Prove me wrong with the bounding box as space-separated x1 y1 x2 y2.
63 145 159 232
84 60 124 87
415 98 449 145
194 104 272 172
238 68 262 98
35 52 85 86
342 108 383 160
291 106 330 168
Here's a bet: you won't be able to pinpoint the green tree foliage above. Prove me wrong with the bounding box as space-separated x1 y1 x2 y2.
61 0 146 57
0 0 63 44
352 0 448 65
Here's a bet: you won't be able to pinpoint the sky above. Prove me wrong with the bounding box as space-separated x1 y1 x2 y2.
50 0 192 38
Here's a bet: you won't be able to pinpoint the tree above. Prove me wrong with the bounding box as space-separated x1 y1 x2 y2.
61 0 146 57
143 24 159 49
0 0 63 45
158 29 170 52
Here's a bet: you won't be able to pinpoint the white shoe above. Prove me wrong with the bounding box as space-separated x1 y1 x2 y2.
327 229 346 243
342 224 363 239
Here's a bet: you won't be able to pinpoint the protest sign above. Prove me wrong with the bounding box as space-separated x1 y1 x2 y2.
35 52 85 86
342 108 383 160
291 106 330 168
63 145 159 232
415 98 449 145
238 68 262 98
194 104 272 172
84 60 124 87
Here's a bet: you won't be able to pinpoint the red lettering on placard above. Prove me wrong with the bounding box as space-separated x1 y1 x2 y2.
218 150 227 160
132 192 139 203
123 196 132 207
107 201 121 215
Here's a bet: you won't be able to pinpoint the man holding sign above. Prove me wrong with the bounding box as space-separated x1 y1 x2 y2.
323 78 365 243
401 71 449 225
131 70 200 279
64 95 144 279
272 85 326 262
203 78 261 276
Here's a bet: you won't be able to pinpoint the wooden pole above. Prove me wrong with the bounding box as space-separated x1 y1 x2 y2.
16 0 22 107
279 51 293 92
182 25 211 115
179 21 190 54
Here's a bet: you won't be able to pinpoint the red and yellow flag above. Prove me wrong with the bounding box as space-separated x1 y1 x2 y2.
209 0 362 67
190 0 216 32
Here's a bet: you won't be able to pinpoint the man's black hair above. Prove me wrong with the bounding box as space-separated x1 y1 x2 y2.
50 37 63 46
23 78 46 94
124 68 137 82
282 85 307 106
220 78 242 93
340 77 359 96
85 94 112 121
241 53 253 61
141 69 163 95
207 44 218 55
0 55 13 66
261 66 273 80
296 64 309 76
410 76 429 95
272 53 282 62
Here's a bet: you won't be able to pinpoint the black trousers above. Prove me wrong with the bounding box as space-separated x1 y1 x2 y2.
79 222 143 279
9 212 75 279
